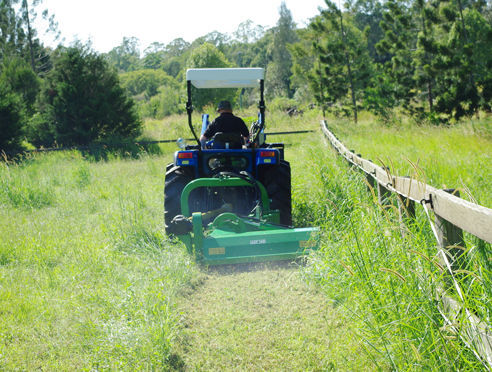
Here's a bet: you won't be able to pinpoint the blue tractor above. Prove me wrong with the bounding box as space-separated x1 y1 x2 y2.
164 68 318 265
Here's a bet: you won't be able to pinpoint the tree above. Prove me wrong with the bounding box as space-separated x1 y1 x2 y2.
119 69 177 98
0 56 40 151
290 22 322 103
312 1 371 122
0 0 25 61
348 0 386 62
37 46 141 146
0 57 39 115
223 20 266 69
268 2 298 97
431 2 491 120
413 0 439 115
249 29 274 68
0 78 24 152
372 0 492 122
376 0 419 113
142 42 166 70
233 20 265 43
106 36 141 72
141 85 183 118
0 0 57 74
186 42 233 109
164 38 190 57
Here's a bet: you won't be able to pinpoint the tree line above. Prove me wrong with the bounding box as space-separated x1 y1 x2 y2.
1 0 491 153
295 0 492 124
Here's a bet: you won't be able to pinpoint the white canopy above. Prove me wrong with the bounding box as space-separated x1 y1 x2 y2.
186 68 264 88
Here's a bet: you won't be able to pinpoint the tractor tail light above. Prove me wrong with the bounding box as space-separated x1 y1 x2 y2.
178 152 193 159
260 151 275 157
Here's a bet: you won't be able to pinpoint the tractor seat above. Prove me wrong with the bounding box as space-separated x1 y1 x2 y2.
211 132 243 149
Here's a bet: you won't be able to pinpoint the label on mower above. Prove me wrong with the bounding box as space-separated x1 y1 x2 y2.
209 247 225 255
250 239 267 245
299 240 316 248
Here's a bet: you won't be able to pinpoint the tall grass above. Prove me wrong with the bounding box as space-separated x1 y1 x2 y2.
326 114 492 206
291 121 491 369
0 150 197 369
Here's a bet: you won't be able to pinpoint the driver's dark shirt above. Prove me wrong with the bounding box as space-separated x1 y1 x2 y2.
203 112 249 139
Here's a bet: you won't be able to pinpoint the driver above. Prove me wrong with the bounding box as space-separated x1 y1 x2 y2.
200 100 249 148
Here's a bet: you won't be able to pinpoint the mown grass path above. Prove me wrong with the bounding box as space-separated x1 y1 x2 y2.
173 262 366 371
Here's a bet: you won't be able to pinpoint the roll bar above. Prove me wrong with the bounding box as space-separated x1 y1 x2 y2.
185 68 266 149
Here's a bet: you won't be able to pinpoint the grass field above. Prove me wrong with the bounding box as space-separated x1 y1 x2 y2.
0 150 198 369
325 113 492 206
0 109 490 369
173 262 371 370
292 112 491 369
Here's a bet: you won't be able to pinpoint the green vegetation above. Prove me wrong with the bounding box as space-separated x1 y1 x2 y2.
325 113 492 206
30 46 141 147
292 0 492 123
0 81 24 152
174 263 368 370
297 145 490 368
1 0 491 368
0 57 40 152
2 1 491 154
0 110 490 369
287 114 491 369
0 150 197 369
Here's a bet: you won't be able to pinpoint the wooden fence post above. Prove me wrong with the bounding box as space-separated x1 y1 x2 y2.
398 191 416 236
377 182 391 205
398 176 416 224
366 174 375 193
377 166 392 205
399 197 415 219
366 160 376 193
435 189 466 271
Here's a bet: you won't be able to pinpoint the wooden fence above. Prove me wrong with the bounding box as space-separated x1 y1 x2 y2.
320 120 492 368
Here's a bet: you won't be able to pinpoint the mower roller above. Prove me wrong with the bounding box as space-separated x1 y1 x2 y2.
164 68 318 265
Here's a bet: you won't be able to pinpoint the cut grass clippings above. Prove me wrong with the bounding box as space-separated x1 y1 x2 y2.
173 262 367 371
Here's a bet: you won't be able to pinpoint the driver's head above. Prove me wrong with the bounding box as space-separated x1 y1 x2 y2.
217 100 232 113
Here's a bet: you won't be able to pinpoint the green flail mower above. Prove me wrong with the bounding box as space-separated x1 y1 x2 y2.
164 68 318 265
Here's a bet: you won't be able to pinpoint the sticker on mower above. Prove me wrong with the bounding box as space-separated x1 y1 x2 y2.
299 240 317 248
249 239 267 245
208 247 226 255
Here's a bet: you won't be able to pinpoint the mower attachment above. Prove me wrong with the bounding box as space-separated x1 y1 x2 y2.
173 176 319 265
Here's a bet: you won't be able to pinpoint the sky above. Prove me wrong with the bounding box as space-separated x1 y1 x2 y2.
36 0 328 54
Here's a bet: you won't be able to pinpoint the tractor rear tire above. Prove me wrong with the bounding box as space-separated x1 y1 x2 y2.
260 160 292 226
164 165 193 234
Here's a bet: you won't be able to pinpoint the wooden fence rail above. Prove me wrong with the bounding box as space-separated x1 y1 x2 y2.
320 120 492 243
320 120 492 368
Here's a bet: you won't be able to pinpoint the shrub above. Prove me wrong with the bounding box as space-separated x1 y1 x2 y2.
119 69 178 98
269 96 298 112
0 58 40 116
140 85 183 118
36 46 142 146
0 83 24 153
